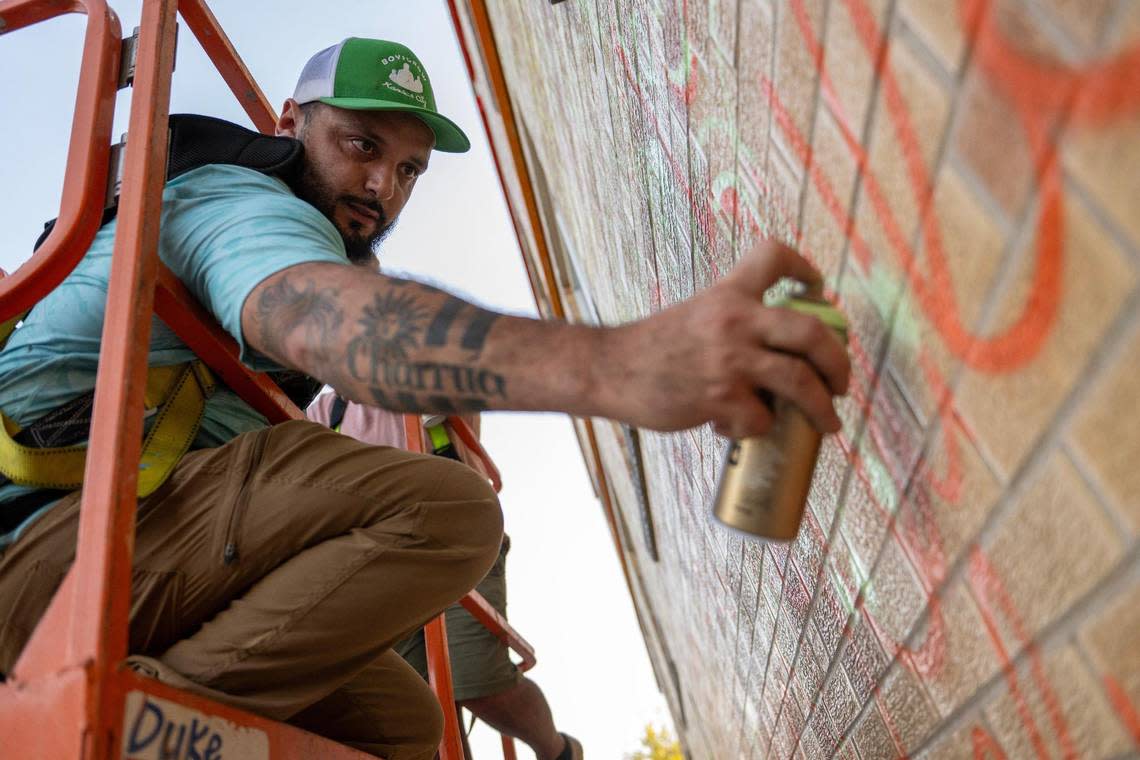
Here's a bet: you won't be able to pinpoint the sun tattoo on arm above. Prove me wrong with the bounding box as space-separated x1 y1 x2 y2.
348 290 430 361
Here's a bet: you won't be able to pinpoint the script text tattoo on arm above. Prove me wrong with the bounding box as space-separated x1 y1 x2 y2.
345 281 507 413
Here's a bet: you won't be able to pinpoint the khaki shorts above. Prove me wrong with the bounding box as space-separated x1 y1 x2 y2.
394 536 520 702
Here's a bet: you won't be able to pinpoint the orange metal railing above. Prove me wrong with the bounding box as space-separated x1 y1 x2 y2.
0 1 532 758
405 414 537 759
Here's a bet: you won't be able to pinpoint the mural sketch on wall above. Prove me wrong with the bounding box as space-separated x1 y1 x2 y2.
598 0 1140 756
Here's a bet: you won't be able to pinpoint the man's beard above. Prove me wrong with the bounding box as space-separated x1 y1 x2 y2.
291 158 397 264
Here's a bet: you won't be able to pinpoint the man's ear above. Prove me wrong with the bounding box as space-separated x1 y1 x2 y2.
276 98 303 138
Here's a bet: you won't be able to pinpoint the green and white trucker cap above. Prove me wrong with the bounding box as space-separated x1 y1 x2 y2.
294 37 470 153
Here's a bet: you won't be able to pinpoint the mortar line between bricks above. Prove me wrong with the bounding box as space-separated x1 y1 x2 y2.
727 0 749 737
921 542 1140 759
779 9 1037 750
1060 547 1140 689
749 10 794 751
728 0 743 269
682 1 700 321
1020 0 1090 61
941 150 1017 237
758 0 781 235
736 547 768 758
1101 0 1134 49
624 5 668 316
1063 437 1137 544
885 287 1140 751
828 0 897 291
770 13 1014 760
766 0 916 747
791 0 835 242
968 251 1140 511
1060 169 1140 267
830 274 1140 755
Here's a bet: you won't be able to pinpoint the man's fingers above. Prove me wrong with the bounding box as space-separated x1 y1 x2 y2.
714 395 775 439
753 308 850 395
749 352 842 433
727 239 822 296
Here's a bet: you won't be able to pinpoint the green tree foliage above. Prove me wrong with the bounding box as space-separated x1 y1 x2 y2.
626 723 684 760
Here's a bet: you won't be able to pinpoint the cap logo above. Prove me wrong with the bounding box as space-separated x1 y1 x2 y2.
389 62 424 94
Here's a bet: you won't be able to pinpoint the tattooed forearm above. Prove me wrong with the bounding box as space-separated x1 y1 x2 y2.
422 293 501 353
343 287 507 411
354 358 506 401
242 263 566 418
255 275 344 363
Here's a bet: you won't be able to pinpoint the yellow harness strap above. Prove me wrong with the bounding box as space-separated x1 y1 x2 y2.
0 361 215 497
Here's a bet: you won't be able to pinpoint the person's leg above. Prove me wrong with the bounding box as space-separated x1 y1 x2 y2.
394 537 579 760
288 649 443 760
0 420 502 753
460 677 567 760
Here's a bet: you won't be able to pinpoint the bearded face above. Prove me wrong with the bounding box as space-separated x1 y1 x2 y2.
287 103 433 265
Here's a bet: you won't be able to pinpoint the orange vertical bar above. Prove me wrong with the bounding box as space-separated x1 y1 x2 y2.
426 615 465 760
67 0 179 752
501 734 519 760
405 414 465 760
177 0 277 132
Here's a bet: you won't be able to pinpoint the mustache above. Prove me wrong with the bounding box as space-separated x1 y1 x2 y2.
341 195 386 224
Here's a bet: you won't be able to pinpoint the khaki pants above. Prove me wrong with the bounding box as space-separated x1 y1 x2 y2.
0 419 503 760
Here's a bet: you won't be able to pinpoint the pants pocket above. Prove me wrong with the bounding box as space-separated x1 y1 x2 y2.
217 426 271 566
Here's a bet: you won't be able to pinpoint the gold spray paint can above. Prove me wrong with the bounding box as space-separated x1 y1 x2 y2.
712 292 848 541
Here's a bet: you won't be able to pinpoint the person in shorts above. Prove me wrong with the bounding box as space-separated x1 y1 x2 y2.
308 393 584 760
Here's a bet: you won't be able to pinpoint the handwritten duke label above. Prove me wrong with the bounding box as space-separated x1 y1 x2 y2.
121 691 268 760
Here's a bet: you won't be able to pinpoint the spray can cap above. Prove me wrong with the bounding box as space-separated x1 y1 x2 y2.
772 292 848 342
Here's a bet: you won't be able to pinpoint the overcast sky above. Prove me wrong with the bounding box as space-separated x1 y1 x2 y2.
0 1 671 757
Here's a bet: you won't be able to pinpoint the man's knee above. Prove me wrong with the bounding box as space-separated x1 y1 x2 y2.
415 455 503 581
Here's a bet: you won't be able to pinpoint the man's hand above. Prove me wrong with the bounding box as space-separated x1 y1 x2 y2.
592 241 850 438
240 240 849 438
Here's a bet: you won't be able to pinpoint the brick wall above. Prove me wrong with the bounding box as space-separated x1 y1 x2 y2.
469 1 1140 756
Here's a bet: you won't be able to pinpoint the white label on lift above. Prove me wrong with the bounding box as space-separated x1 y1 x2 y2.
121 690 269 760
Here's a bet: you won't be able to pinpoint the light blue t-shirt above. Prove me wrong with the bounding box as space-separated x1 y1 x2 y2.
0 164 349 548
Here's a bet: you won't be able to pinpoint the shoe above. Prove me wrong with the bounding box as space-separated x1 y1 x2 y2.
556 732 583 760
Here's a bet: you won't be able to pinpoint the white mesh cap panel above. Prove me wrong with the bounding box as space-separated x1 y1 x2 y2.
292 40 348 103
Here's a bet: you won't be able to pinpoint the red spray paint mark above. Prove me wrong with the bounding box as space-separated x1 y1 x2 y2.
768 0 1127 755
963 0 1140 128
967 551 1054 759
783 0 1065 374
772 0 1140 752
969 548 1080 759
611 0 1140 749
615 41 723 282
1102 675 1140 748
973 726 1010 760
667 51 699 108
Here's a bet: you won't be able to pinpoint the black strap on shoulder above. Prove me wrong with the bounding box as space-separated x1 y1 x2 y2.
165 114 302 182
34 114 303 252
328 395 349 431
16 116 315 458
